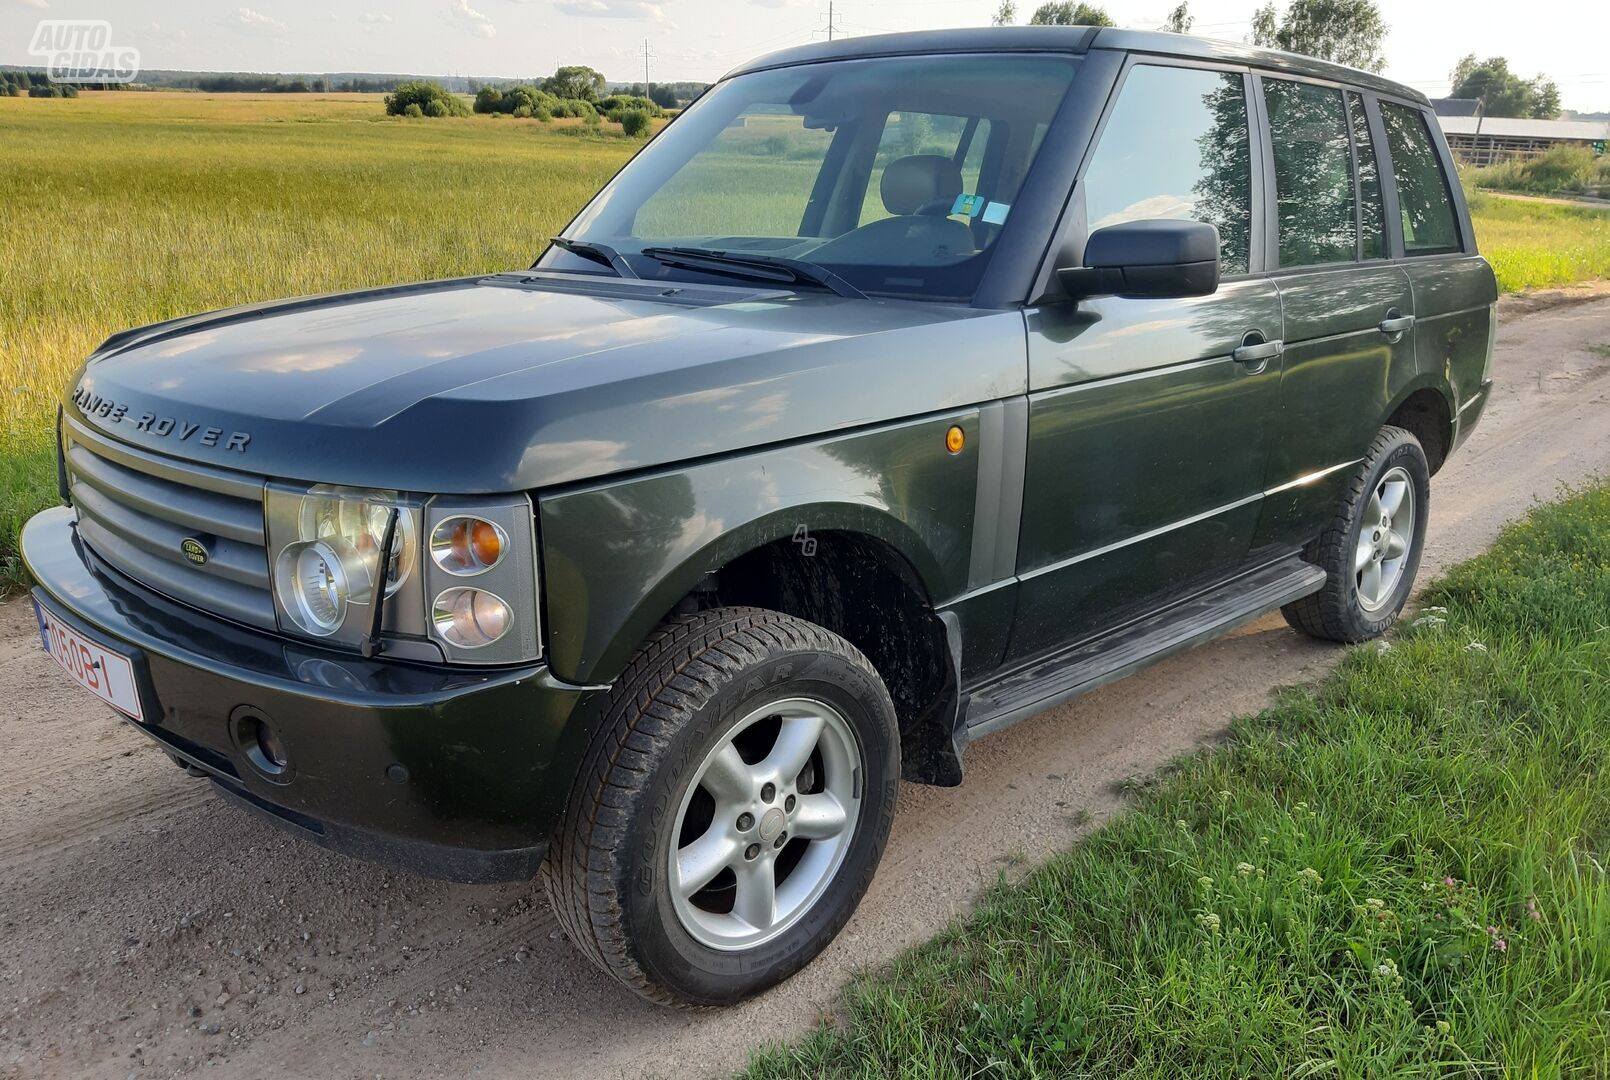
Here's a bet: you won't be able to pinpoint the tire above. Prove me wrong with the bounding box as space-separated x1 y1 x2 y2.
1282 426 1430 643
543 606 900 1006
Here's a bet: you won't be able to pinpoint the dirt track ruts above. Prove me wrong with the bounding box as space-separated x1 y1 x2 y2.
4 289 1610 1079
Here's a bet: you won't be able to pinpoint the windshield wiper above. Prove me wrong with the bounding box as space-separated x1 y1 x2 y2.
545 237 639 279
639 246 866 300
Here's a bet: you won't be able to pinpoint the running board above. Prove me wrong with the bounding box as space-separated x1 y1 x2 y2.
964 557 1327 739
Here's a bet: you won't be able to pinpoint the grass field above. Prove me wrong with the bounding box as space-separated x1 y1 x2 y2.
1467 191 1610 294
1 91 1608 589
746 481 1610 1078
0 92 635 587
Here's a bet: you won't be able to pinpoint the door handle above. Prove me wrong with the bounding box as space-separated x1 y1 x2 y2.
1378 313 1416 335
1232 338 1284 365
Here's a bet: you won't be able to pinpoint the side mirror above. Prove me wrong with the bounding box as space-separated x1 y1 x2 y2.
1057 219 1220 301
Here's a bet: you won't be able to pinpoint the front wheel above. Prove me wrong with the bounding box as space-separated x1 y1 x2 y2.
543 607 899 1005
1282 425 1431 642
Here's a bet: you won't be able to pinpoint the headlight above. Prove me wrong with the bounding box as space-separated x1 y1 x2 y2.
266 483 539 665
274 537 367 637
299 485 416 597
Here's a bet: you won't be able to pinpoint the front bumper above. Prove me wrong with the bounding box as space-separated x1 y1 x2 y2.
22 506 605 883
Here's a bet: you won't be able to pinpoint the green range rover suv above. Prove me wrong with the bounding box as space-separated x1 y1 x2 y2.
23 27 1495 1004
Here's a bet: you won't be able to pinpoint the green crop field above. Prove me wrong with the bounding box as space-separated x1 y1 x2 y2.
1 91 1608 590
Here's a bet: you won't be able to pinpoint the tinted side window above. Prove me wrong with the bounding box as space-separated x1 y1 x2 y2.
1265 79 1355 267
1347 91 1386 260
1083 65 1252 275
1380 102 1461 254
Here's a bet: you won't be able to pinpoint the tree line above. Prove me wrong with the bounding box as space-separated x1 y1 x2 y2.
987 0 1567 120
385 65 671 137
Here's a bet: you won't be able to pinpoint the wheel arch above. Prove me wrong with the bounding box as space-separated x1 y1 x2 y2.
1383 380 1454 475
544 500 965 789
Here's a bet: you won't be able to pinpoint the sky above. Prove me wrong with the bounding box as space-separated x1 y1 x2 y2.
3 0 1607 112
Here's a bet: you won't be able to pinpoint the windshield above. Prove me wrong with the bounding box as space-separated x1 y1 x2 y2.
549 53 1079 302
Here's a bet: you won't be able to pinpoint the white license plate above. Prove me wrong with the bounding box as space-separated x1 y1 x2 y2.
34 599 145 722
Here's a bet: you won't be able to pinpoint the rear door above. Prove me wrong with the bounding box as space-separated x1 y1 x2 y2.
1254 78 1417 549
1010 61 1282 663
1375 100 1499 442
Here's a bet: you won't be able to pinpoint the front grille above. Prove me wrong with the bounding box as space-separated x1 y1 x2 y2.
62 415 277 630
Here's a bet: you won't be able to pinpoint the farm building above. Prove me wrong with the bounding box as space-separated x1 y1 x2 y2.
1432 100 1610 166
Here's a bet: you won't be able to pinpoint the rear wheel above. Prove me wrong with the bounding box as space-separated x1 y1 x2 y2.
543 606 899 1006
1282 426 1430 642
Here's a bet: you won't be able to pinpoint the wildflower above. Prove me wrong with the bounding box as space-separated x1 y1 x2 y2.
1421 606 1448 615
1298 867 1323 886
1197 876 1215 891
1442 877 1457 888
1436 1020 1451 1035
1374 958 1399 979
1197 912 1221 932
1217 789 1232 803
1493 937 1508 952
1236 862 1256 878
1175 819 1189 830
1412 614 1446 630
1527 898 1542 922
1464 640 1488 653
1373 639 1393 654
1365 898 1385 910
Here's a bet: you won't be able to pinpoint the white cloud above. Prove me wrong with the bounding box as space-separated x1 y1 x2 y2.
12 0 50 8
360 11 392 22
750 0 812 7
553 0 671 22
229 7 287 34
448 0 497 36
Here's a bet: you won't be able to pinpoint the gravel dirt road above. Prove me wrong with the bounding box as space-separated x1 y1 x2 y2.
5 292 1610 1080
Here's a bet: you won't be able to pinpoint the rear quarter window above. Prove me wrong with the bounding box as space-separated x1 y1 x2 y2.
1380 102 1461 255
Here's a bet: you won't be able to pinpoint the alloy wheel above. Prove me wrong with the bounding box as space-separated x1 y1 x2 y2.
1355 465 1416 612
669 697 863 951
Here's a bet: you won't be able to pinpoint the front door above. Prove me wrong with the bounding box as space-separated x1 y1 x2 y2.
1008 62 1280 663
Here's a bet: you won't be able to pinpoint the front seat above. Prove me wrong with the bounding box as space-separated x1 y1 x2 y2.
814 154 977 262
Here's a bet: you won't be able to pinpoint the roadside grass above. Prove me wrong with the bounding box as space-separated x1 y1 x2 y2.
1467 191 1610 293
746 482 1610 1078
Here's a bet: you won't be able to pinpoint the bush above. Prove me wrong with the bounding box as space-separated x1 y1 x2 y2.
618 108 653 138
1470 145 1608 197
28 84 61 98
472 83 564 120
383 80 468 118
548 98 598 120
599 94 665 122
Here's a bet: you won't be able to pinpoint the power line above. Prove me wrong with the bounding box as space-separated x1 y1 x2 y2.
642 38 654 96
815 1 845 42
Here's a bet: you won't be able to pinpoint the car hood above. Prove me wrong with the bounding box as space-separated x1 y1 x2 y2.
67 275 1022 493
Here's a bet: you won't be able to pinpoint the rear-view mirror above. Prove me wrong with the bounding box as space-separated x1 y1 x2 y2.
1057 219 1221 301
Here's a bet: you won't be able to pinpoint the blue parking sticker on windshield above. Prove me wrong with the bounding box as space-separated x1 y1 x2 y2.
951 193 986 218
981 201 1010 225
